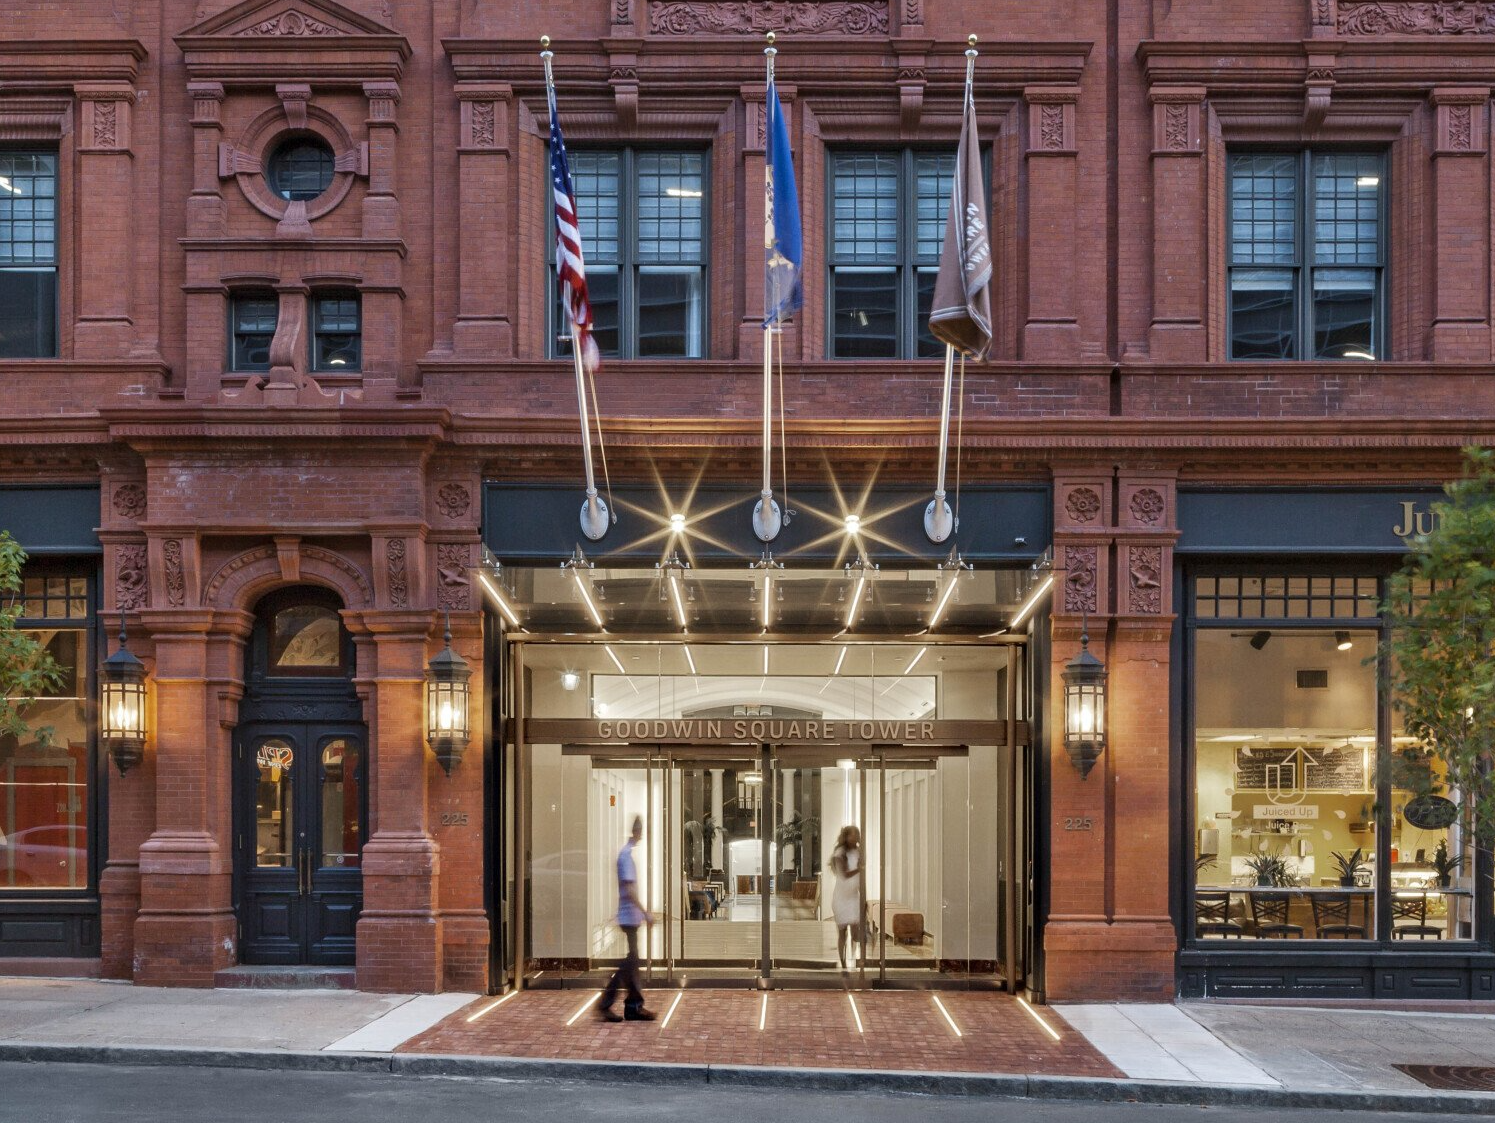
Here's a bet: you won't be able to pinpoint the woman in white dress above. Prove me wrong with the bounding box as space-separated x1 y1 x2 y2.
830 825 863 970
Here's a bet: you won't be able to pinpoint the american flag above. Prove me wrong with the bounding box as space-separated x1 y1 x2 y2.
548 85 599 373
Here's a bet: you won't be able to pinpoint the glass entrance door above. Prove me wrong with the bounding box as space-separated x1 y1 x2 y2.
237 723 365 965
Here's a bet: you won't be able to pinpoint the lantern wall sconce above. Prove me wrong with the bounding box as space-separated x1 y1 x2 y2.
426 617 472 775
100 624 148 775
1061 618 1107 779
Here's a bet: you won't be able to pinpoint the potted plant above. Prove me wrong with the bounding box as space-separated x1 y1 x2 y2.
1331 848 1367 888
1429 839 1464 888
1244 853 1279 887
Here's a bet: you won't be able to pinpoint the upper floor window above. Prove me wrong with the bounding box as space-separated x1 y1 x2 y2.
311 291 360 372
1229 152 1385 361
0 151 58 359
231 291 277 372
551 149 707 360
268 137 335 203
828 150 956 359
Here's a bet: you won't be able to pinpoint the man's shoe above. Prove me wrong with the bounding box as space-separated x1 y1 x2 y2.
596 1006 623 1023
624 1007 656 1021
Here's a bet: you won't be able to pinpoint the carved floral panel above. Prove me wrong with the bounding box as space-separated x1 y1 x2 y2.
648 1 890 35
1339 2 1495 34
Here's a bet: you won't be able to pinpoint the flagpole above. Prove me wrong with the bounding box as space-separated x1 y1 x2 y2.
925 35 979 545
542 35 608 541
753 30 783 543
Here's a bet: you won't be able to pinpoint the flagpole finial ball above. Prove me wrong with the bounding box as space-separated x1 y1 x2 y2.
766 30 775 44
968 34 977 46
540 35 551 48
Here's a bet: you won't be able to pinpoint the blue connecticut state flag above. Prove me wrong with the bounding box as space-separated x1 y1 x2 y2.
763 80 802 327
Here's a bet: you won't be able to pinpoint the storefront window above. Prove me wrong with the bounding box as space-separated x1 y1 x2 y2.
1390 713 1478 942
1194 626 1378 940
1 622 90 890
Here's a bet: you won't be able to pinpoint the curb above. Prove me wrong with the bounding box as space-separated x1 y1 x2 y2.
1 1042 1492 1114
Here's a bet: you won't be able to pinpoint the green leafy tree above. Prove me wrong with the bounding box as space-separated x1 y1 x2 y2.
0 532 63 745
1384 447 1495 846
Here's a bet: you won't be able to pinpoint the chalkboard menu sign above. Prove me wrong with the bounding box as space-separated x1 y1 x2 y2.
1234 745 1367 792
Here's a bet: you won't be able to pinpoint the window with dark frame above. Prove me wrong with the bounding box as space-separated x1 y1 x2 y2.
0 151 59 359
1228 151 1385 361
230 291 277 372
828 150 957 360
267 137 336 202
550 149 706 361
311 291 360 372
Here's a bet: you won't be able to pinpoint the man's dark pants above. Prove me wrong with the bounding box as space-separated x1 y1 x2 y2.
600 924 643 1014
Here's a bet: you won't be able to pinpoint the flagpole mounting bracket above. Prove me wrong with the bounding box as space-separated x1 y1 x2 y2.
581 492 610 541
925 495 956 543
753 493 783 542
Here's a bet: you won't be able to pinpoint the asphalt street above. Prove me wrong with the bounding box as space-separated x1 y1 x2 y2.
0 1063 1479 1123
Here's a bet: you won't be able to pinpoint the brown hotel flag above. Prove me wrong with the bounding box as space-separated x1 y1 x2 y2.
928 65 993 359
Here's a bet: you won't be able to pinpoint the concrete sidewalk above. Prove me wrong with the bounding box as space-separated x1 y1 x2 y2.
0 976 1491 1114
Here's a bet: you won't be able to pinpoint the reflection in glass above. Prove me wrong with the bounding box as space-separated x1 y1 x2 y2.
637 268 703 357
832 268 898 358
1230 269 1295 359
255 739 294 868
1313 268 1376 359
1391 708 1475 941
319 739 361 868
1193 629 1377 940
271 605 342 670
0 627 88 889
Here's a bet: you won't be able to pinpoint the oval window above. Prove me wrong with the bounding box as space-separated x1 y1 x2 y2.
267 137 335 202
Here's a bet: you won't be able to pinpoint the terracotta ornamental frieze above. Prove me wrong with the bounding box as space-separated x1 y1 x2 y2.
1338 1 1495 33
647 1 889 35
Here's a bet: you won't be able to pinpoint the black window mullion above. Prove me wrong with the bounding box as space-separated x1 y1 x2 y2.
899 151 915 359
621 148 636 360
1300 150 1312 361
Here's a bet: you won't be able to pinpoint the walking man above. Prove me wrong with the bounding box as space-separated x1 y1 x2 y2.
598 815 655 1022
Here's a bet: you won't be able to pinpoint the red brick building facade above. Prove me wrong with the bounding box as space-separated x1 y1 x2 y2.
0 0 1492 1001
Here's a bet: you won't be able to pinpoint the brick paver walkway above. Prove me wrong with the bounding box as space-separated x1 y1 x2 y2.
401 989 1120 1076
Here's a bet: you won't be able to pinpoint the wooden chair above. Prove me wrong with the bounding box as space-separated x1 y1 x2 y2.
1194 891 1244 939
1392 893 1442 940
1310 892 1365 938
1249 892 1304 938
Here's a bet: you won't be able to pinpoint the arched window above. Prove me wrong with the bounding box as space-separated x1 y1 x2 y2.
253 588 350 677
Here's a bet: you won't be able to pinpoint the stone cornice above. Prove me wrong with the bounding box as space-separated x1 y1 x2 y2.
96 405 451 449
1140 36 1495 89
0 40 148 86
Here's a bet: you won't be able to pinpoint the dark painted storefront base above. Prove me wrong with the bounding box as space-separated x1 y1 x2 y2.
1179 949 1495 1001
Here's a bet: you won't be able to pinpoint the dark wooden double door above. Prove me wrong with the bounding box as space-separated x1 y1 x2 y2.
235 721 365 965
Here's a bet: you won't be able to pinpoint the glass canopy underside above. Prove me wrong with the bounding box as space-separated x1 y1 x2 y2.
489 564 1037 637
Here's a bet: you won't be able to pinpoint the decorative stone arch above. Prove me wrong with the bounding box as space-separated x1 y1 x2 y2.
204 542 374 614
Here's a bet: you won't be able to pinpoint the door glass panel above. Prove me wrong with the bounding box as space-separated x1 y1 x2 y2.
255 738 295 868
319 738 361 869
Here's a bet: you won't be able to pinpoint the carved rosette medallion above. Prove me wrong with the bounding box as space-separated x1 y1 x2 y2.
436 544 472 612
436 482 472 520
1129 488 1166 526
163 540 186 607
648 2 889 35
1064 546 1098 615
1339 2 1495 34
386 539 410 609
1128 546 1164 614
117 544 148 612
112 483 146 521
1064 487 1102 524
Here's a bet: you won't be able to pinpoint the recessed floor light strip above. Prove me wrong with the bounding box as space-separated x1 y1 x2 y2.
466 990 519 1023
932 995 962 1038
847 993 864 1035
565 992 600 1026
660 991 684 1030
1017 996 1061 1042
758 993 768 1032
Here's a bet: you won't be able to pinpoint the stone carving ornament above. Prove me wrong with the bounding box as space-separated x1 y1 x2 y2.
112 483 146 520
94 101 118 148
1064 546 1098 615
1040 104 1066 150
1339 2 1495 34
1163 104 1189 151
1448 104 1474 149
436 482 472 520
239 11 341 36
1129 546 1164 614
648 2 889 35
386 538 409 609
117 544 147 611
1129 488 1166 526
470 102 495 148
437 544 471 612
163 539 187 607
1065 487 1102 524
